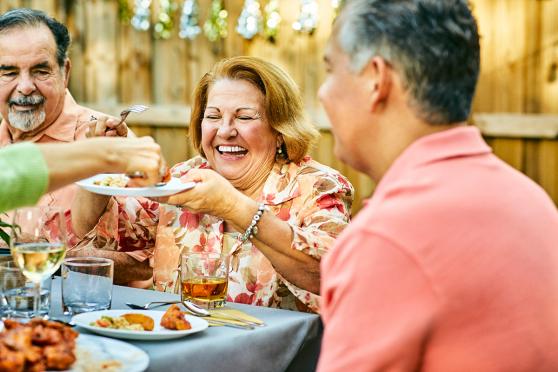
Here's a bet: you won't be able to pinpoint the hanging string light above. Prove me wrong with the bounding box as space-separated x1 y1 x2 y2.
292 0 319 34
178 0 201 40
154 0 177 39
236 0 263 40
203 0 228 42
263 0 280 43
131 0 152 31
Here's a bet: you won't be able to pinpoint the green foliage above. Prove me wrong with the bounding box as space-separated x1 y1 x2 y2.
0 219 11 246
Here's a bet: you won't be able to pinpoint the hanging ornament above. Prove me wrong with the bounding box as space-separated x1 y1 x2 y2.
178 0 201 40
292 0 319 34
154 0 177 39
203 0 228 42
331 0 342 10
236 0 263 40
131 0 152 31
263 0 280 43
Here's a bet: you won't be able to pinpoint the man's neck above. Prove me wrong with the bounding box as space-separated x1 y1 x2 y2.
7 121 50 142
369 112 467 183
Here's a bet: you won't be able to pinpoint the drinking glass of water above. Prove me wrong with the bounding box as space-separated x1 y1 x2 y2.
9 206 67 317
0 260 52 318
62 257 113 315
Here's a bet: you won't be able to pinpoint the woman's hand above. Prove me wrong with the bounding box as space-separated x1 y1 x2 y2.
156 169 249 221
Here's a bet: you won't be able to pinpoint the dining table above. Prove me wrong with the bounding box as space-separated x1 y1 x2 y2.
49 277 323 372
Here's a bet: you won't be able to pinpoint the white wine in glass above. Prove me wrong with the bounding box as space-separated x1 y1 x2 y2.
10 207 67 317
11 243 66 282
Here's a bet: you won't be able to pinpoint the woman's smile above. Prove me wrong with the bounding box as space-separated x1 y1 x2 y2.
216 145 248 159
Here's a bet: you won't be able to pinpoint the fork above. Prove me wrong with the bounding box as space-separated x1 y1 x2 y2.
118 104 149 126
125 301 178 310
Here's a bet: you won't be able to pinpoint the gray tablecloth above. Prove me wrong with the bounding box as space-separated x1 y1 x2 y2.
50 278 322 372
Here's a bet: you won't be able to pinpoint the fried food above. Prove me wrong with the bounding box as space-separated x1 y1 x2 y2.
121 313 155 331
0 318 78 372
160 304 192 330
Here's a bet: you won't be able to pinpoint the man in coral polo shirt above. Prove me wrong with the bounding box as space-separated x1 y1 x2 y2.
317 0 558 371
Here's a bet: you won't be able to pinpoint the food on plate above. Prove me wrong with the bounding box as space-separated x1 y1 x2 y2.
160 304 192 330
121 313 155 331
160 166 171 183
90 314 154 331
93 168 171 189
93 175 128 187
0 318 78 372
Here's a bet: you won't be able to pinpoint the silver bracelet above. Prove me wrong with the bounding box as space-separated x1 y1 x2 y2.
241 203 266 242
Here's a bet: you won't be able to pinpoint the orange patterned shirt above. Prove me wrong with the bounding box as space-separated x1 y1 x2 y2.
85 156 353 312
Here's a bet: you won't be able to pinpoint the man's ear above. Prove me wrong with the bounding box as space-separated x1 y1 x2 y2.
362 56 391 113
63 59 71 87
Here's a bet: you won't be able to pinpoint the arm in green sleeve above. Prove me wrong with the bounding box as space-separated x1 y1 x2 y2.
0 142 49 213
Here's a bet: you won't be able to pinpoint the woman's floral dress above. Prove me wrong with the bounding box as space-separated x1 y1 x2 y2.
82 156 353 313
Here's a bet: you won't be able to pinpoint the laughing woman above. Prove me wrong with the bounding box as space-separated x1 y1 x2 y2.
71 56 353 312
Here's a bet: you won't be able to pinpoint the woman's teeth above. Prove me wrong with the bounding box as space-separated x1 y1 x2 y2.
217 145 247 155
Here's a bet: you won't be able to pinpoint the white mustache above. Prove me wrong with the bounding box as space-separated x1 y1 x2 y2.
9 95 45 106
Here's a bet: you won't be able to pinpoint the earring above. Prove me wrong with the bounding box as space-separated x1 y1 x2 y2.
277 147 283 154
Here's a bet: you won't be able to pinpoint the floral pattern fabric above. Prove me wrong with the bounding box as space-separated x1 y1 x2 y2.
84 156 353 313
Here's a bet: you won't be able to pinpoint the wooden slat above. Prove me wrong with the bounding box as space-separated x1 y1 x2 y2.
83 103 558 139
490 138 524 171
474 114 558 139
67 0 86 101
538 140 558 203
152 16 188 104
118 19 152 103
153 127 191 166
83 1 119 103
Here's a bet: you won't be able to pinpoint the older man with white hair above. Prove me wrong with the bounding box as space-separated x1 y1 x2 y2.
0 8 151 283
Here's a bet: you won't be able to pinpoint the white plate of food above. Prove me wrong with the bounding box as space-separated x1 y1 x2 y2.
76 173 196 197
73 309 208 341
72 333 149 372
0 318 148 372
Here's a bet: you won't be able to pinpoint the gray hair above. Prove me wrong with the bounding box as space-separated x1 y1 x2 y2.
334 0 480 124
0 8 71 67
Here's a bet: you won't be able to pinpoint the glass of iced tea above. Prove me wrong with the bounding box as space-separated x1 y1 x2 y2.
181 252 230 309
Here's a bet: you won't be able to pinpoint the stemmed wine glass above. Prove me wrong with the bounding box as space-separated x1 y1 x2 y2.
9 206 67 317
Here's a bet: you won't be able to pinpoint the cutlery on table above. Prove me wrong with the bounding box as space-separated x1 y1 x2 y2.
125 301 179 310
125 301 264 327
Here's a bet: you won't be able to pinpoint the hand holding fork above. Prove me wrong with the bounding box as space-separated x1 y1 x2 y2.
87 104 149 138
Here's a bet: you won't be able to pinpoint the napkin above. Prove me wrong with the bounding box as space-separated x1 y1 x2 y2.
206 308 265 327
